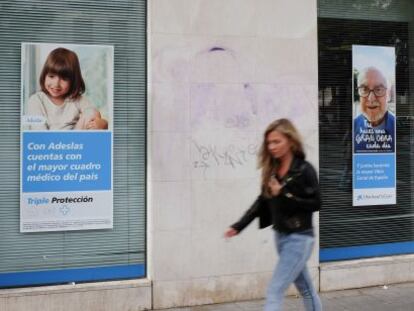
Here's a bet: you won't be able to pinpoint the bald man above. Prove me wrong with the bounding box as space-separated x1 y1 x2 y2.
354 67 395 153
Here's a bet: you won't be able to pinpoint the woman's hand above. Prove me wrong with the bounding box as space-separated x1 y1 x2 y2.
224 227 239 238
268 175 282 196
86 117 108 129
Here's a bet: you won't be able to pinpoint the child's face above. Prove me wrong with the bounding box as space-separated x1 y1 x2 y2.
44 73 71 100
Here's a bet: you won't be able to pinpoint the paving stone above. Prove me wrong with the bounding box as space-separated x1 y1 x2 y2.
153 282 414 311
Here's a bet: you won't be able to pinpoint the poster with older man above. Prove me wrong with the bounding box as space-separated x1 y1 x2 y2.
352 45 396 206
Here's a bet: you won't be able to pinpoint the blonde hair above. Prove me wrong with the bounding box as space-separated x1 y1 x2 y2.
258 119 305 197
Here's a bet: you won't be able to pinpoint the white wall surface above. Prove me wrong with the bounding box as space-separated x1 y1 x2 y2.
0 280 151 311
148 0 319 308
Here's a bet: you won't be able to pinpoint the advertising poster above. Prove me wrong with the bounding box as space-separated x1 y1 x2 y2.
352 45 396 206
20 43 114 232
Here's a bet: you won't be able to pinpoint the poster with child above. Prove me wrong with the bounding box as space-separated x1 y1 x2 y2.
20 43 114 232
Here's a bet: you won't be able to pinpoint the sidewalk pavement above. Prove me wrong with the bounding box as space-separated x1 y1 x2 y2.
154 282 414 311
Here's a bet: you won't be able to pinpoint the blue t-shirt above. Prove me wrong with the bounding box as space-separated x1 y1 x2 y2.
353 111 395 153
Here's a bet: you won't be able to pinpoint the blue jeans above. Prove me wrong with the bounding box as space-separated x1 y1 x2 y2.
264 231 322 311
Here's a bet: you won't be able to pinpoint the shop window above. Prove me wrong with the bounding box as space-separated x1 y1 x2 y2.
318 0 414 261
0 0 146 287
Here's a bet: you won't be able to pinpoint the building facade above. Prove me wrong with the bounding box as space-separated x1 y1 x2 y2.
1 0 414 310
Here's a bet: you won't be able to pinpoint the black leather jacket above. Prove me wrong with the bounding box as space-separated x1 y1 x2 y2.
231 157 320 234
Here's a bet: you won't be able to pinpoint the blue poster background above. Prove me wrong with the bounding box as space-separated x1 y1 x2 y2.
353 153 395 189
22 132 111 192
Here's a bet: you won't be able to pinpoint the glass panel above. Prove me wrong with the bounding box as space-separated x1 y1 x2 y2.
318 0 414 253
0 0 146 285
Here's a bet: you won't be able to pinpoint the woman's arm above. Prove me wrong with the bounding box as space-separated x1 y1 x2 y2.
229 196 265 233
279 163 321 212
86 113 108 129
77 97 108 130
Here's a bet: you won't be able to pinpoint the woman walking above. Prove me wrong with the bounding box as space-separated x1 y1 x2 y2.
224 119 322 311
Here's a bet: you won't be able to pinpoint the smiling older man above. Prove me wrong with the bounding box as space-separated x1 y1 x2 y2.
354 66 395 153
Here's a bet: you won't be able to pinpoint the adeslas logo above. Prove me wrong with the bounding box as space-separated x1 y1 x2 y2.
357 193 392 201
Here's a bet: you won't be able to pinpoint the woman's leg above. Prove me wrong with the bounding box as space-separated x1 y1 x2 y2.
294 266 322 311
264 232 316 311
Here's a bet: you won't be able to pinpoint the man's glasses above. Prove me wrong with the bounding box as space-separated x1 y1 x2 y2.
358 86 387 98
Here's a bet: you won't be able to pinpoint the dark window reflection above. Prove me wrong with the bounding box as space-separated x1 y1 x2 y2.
319 17 414 250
